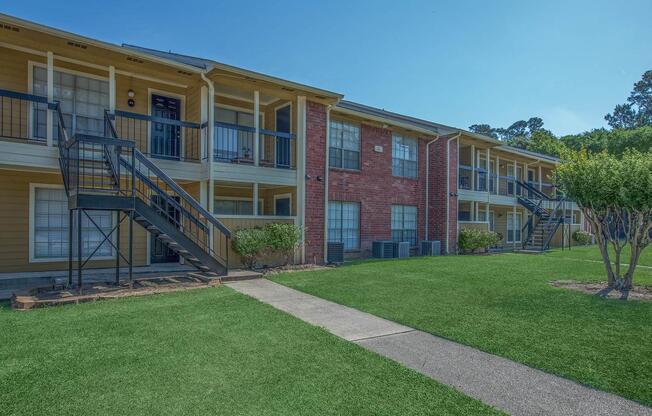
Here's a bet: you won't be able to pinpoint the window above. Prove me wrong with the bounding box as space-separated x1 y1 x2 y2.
392 134 418 178
214 107 263 161
214 198 263 216
32 187 113 260
32 67 109 139
507 212 522 243
391 205 417 245
329 120 360 170
328 202 360 250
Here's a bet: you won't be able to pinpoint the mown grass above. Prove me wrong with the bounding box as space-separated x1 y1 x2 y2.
0 286 502 416
271 246 652 406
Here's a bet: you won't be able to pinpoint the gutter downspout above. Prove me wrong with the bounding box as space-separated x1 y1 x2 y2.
424 135 441 241
200 72 215 215
445 133 462 254
323 105 332 263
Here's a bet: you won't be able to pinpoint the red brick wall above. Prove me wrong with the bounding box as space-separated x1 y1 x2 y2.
304 101 327 263
328 123 429 257
428 136 458 253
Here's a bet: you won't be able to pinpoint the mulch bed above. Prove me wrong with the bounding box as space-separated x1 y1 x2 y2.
550 280 652 302
11 274 221 311
262 263 333 276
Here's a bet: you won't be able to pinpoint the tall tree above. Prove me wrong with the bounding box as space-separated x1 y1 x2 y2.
468 124 498 139
605 70 652 128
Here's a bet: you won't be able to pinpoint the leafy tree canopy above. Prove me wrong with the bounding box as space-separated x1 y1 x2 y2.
605 70 652 129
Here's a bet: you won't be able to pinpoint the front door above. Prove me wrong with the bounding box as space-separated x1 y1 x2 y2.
151 94 181 160
275 105 291 168
150 195 180 263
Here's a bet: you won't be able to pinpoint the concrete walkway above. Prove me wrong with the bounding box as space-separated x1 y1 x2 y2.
227 279 652 416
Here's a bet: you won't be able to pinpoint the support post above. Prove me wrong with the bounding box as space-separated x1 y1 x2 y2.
46 51 54 147
129 210 134 286
486 148 490 192
68 209 73 287
470 145 476 191
115 213 121 285
253 90 260 166
77 209 82 291
538 165 543 191
512 205 517 250
496 155 500 195
109 65 116 113
296 96 307 264
253 182 259 216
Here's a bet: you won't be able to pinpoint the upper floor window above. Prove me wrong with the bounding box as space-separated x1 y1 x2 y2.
329 120 360 170
392 134 417 178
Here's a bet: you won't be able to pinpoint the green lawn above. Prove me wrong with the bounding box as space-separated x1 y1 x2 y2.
271 246 652 406
0 287 501 416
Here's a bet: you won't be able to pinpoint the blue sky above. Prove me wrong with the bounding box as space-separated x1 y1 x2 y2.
3 0 651 136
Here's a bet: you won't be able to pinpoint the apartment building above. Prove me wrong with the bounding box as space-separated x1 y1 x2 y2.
0 14 583 278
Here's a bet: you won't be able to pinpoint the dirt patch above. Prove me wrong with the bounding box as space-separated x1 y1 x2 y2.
550 280 652 302
262 263 333 276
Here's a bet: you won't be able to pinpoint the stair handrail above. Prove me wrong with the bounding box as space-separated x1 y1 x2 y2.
541 197 566 250
52 101 73 195
104 111 230 237
517 180 549 200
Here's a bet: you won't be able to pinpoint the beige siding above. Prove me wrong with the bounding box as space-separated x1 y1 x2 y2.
0 169 148 272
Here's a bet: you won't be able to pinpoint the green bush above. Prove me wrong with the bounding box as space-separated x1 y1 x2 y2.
458 228 500 254
572 230 593 246
232 223 302 269
231 227 268 269
264 223 302 265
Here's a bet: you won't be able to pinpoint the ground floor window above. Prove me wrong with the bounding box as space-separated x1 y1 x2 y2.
32 186 114 260
391 205 417 246
328 201 360 250
507 212 522 243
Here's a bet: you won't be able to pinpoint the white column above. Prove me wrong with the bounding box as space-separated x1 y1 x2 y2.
486 148 490 192
512 204 517 249
253 182 259 216
207 87 215 216
470 145 476 190
538 165 543 191
253 90 260 166
513 159 517 196
296 96 307 263
46 51 54 146
108 65 116 113
496 155 500 195
199 180 208 207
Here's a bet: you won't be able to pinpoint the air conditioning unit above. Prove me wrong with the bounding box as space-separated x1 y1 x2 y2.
420 240 441 256
372 241 395 258
393 241 411 258
327 242 344 264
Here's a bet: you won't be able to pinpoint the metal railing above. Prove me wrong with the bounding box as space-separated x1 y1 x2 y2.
104 112 230 268
0 89 49 143
112 110 205 163
214 121 295 169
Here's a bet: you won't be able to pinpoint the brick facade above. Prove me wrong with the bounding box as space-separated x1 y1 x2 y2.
304 101 328 263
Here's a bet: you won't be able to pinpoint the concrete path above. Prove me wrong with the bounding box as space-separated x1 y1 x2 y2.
227 279 652 416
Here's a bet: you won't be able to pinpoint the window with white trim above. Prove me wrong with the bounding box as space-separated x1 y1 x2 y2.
507 212 522 243
391 205 417 245
32 67 109 139
329 120 360 170
392 134 418 178
328 201 360 250
33 187 113 259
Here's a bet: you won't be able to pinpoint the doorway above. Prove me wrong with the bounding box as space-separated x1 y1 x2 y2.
151 94 181 160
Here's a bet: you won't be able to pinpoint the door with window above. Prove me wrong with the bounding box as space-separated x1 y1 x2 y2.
32 67 109 140
275 105 291 168
215 107 261 162
151 95 181 160
507 212 522 243
274 195 291 216
150 194 180 263
507 165 523 196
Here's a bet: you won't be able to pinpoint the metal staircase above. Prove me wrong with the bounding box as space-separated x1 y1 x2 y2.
55 103 230 287
517 181 565 252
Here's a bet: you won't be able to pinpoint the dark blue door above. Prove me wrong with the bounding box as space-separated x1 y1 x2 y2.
275 105 291 168
151 94 181 160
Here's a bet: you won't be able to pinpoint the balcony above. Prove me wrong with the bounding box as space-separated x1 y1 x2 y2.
214 122 295 170
459 165 558 199
0 89 49 144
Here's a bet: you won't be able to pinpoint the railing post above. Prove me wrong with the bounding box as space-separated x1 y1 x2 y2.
470 145 475 191
77 208 82 291
254 90 260 166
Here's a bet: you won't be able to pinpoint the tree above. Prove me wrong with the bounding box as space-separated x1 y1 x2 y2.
555 150 652 289
605 70 652 128
561 126 652 155
469 124 498 139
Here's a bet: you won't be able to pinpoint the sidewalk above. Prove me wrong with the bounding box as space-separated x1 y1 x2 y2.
226 279 652 416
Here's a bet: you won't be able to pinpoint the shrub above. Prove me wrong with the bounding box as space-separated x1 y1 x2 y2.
572 230 593 246
459 228 500 254
264 223 302 265
231 227 268 269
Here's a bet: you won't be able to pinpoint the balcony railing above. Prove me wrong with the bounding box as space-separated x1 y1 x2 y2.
459 165 558 199
214 122 295 169
112 110 205 163
0 89 49 144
